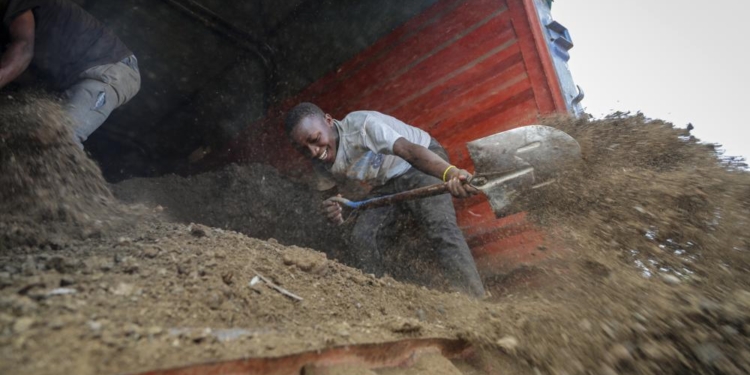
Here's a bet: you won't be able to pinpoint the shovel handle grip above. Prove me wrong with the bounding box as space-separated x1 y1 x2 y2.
328 182 450 210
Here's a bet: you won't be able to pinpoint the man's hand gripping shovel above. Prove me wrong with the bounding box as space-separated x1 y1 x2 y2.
326 125 582 220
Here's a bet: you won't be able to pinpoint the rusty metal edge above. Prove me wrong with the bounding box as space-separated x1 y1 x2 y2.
127 338 473 375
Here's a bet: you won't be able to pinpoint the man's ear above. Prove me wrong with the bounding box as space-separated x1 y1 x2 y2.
325 113 334 127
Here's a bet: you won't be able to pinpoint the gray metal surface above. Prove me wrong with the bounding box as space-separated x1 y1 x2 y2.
467 125 581 217
532 0 584 116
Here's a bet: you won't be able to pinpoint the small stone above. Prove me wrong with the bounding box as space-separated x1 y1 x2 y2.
631 323 648 333
607 344 633 365
189 223 207 237
601 323 617 339
22 257 37 276
720 325 739 336
87 320 103 332
640 343 665 361
117 237 133 246
388 318 422 334
192 328 213 343
177 264 189 275
282 254 295 266
579 319 593 331
13 317 35 333
120 257 140 274
125 323 143 338
112 282 135 296
85 256 113 272
633 312 648 323
496 336 519 354
205 291 224 310
48 318 65 330
47 256 75 273
221 272 234 285
47 288 77 296
197 266 207 276
334 322 351 337
249 276 261 286
661 274 680 285
488 308 501 318
143 247 159 258
699 299 722 315
416 309 426 322
692 343 723 365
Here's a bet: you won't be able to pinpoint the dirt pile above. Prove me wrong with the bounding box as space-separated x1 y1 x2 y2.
112 167 457 291
112 163 345 252
536 113 749 284
533 113 749 295
488 113 750 375
0 94 134 250
0 219 498 375
0 94 499 375
1 101 749 375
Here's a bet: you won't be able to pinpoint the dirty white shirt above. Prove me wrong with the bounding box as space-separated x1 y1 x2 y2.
313 111 431 190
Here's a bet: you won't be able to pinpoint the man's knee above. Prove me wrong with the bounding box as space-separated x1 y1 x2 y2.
64 79 116 142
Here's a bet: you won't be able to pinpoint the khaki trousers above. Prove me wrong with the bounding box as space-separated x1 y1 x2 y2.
63 55 141 148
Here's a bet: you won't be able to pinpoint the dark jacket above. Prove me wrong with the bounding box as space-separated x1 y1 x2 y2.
1 0 132 89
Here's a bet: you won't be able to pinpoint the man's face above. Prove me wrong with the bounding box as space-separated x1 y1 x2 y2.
289 113 337 164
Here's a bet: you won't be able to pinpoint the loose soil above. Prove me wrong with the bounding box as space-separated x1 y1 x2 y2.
1 96 749 375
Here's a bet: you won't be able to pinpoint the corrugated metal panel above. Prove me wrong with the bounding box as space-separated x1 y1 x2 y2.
225 0 568 276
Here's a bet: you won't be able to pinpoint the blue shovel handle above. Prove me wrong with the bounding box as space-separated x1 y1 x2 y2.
326 182 452 210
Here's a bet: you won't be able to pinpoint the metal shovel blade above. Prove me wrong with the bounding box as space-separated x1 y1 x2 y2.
467 125 581 218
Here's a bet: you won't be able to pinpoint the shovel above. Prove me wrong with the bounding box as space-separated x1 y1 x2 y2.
328 125 581 218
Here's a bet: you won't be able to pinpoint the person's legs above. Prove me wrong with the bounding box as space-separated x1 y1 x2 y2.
394 140 485 297
64 78 118 148
349 205 398 276
63 56 141 148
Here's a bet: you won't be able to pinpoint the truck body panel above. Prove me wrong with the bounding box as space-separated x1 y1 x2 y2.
224 0 579 276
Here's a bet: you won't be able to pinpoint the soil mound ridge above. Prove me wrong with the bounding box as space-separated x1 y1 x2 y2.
1 110 749 375
0 93 133 249
496 114 750 375
112 163 345 251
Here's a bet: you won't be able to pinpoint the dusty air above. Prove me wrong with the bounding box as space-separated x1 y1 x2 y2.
1 1 748 375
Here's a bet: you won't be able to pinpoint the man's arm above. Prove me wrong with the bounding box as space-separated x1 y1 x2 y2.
393 137 476 198
0 10 35 88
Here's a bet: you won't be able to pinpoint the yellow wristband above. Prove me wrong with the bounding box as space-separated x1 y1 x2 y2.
442 165 457 182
